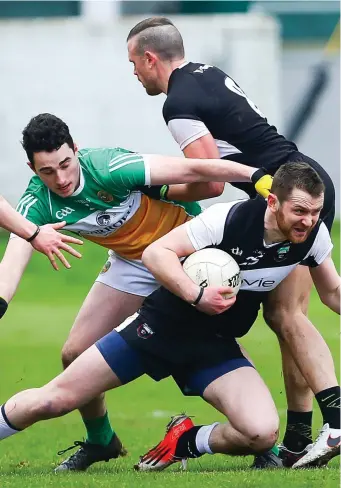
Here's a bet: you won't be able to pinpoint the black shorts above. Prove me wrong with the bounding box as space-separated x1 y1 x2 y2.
96 315 252 397
227 151 335 232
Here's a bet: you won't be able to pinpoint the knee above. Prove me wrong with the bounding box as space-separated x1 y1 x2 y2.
30 387 78 420
61 341 82 369
263 304 286 337
263 301 301 338
247 420 280 452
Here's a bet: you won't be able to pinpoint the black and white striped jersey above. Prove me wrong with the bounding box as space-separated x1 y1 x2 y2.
140 197 332 338
163 62 297 171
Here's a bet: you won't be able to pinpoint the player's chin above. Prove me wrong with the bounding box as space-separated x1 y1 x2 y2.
289 228 310 243
145 86 162 96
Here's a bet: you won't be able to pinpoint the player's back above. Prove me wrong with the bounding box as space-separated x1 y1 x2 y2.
164 62 297 168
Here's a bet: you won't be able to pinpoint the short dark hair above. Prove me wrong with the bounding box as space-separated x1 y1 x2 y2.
127 17 185 61
272 162 325 202
22 113 74 165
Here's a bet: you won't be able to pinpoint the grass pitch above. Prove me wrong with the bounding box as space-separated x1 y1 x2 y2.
0 224 339 487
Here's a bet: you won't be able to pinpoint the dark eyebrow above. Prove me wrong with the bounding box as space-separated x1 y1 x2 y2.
39 157 71 172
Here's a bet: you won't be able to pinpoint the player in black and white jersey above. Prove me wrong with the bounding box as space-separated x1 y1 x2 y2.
126 17 338 465
0 163 339 471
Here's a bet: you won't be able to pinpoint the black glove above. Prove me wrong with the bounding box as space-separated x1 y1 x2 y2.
135 185 169 201
0 297 8 319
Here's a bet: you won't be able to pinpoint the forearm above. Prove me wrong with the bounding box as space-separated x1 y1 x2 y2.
322 284 340 314
0 196 37 239
146 154 256 186
142 245 199 303
166 182 224 202
0 239 32 302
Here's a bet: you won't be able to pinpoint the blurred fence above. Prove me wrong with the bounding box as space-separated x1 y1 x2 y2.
0 11 339 213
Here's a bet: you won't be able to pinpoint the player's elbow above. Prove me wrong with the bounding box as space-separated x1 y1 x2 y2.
206 182 225 198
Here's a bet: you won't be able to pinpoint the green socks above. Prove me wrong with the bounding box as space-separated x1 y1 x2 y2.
271 445 280 456
84 412 114 446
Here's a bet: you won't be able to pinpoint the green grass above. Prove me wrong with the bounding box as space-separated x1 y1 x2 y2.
0 224 339 487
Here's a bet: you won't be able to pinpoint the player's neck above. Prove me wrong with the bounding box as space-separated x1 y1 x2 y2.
159 58 186 94
263 209 286 245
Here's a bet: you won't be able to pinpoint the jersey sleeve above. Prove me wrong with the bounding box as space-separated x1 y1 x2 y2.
185 202 238 250
167 119 210 151
301 222 333 267
105 149 150 190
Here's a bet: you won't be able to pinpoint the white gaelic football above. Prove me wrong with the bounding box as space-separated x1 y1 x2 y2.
183 248 241 299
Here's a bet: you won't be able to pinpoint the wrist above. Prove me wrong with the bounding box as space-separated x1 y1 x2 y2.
251 167 267 184
26 225 41 243
160 185 169 200
189 286 205 307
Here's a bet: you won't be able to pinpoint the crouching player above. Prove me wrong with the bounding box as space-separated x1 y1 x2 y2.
0 163 339 471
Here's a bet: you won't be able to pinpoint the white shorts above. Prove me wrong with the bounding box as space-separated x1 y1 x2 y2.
95 251 160 297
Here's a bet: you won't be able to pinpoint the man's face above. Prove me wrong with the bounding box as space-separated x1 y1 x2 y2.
30 143 80 198
275 188 324 244
127 39 162 96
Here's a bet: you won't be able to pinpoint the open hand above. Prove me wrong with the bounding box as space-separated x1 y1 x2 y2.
31 221 83 270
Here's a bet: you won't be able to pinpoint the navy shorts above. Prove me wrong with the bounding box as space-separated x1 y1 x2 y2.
96 330 253 397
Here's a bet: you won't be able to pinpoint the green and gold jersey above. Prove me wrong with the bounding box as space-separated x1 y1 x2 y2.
16 147 202 259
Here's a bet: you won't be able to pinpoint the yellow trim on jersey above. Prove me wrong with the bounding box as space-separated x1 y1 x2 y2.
85 194 192 259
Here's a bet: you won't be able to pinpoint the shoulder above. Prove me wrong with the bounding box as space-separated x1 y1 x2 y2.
163 63 228 123
18 175 48 203
78 147 134 167
16 175 50 222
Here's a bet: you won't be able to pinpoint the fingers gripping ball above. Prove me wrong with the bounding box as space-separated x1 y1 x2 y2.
0 297 8 319
183 249 241 298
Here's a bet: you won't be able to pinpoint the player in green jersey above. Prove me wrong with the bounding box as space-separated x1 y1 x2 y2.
0 113 270 471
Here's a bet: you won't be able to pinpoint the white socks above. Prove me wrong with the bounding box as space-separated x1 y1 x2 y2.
195 422 219 455
0 405 20 440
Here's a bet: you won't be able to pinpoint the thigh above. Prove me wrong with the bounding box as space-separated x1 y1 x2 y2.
203 367 278 434
45 345 122 406
66 282 145 352
96 251 160 297
264 265 312 316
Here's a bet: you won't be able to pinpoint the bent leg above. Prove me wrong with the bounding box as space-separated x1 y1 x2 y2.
62 282 144 421
263 265 338 394
203 366 279 455
4 345 121 431
264 265 339 452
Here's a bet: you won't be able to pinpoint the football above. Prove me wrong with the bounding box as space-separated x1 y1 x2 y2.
183 248 241 298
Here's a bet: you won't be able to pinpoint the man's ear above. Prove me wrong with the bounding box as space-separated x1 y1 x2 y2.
145 50 158 67
74 143 78 153
267 193 279 213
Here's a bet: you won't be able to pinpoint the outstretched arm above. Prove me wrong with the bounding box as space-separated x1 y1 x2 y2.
166 134 225 201
144 154 271 198
0 196 83 270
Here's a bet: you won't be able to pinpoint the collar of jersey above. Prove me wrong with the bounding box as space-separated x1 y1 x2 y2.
168 61 190 93
70 165 85 197
177 61 189 69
